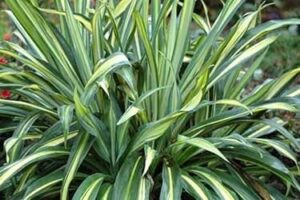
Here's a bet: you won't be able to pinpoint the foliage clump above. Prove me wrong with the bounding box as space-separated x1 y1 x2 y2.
0 0 300 199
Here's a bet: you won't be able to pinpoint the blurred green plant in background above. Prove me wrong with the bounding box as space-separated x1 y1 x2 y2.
0 1 10 40
262 34 300 77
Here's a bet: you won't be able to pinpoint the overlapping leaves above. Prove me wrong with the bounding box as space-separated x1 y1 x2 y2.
0 0 299 199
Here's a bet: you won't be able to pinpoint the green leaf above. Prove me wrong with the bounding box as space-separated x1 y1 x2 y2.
98 184 112 200
160 163 182 200
181 172 210 200
4 112 40 163
189 167 235 200
208 36 277 88
177 135 229 162
24 169 64 200
171 0 195 74
61 132 94 200
134 11 158 86
85 53 131 89
266 67 300 99
73 173 106 200
137 177 152 200
222 146 292 182
58 105 74 148
92 6 105 62
0 99 56 116
216 99 252 114
252 139 298 167
0 148 68 188
214 171 261 200
129 112 182 153
143 145 157 176
180 0 245 98
74 90 110 161
64 1 92 84
112 156 143 200
117 87 167 125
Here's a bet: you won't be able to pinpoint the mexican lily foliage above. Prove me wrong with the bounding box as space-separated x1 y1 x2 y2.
0 0 300 199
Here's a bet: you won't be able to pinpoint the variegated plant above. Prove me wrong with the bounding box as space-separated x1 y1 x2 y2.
0 0 300 199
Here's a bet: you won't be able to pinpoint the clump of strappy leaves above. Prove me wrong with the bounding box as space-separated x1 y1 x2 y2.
0 0 300 199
